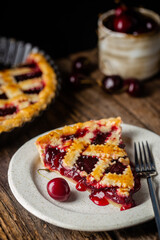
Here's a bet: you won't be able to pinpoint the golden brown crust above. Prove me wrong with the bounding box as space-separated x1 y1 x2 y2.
36 117 122 147
0 52 57 133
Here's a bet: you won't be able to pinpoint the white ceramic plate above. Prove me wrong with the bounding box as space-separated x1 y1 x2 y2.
8 124 160 231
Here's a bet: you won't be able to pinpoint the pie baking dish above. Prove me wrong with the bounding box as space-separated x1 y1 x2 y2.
0 37 61 144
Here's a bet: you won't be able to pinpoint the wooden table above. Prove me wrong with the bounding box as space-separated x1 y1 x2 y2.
0 49 160 240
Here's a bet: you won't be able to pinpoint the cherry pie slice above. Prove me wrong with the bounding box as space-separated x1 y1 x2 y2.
0 52 57 134
36 117 140 210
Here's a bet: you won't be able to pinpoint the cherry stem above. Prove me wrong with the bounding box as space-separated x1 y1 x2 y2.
37 168 51 181
81 78 94 85
96 78 102 87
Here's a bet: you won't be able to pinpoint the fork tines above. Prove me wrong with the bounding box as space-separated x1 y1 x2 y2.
134 141 156 175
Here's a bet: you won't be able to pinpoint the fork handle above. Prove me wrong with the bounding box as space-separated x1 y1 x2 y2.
147 177 160 237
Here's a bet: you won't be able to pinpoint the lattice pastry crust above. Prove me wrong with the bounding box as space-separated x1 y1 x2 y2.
0 53 57 133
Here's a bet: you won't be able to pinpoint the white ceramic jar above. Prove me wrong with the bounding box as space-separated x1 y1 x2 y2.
98 8 160 80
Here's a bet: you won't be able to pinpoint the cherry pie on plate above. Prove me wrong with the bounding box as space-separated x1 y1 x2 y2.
0 52 57 134
36 117 140 211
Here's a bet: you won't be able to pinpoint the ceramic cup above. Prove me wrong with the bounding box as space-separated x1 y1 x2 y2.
98 8 160 80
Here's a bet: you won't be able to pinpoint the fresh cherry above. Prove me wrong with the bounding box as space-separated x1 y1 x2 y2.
115 5 127 16
102 75 123 92
133 16 156 35
124 78 142 97
68 73 84 88
47 178 70 201
145 17 156 32
72 57 90 75
68 72 92 89
113 14 133 33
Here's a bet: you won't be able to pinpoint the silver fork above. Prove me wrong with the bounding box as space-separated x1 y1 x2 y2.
134 141 160 237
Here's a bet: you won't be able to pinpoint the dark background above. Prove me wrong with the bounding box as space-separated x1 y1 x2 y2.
1 1 159 59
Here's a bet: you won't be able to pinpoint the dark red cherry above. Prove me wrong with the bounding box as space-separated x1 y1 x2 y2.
133 17 156 35
113 14 133 33
124 78 142 97
68 73 84 88
145 18 156 32
102 75 123 92
72 57 90 74
115 5 127 16
47 178 70 201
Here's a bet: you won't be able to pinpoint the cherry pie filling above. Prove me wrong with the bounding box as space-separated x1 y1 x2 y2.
0 93 8 99
91 130 112 145
14 61 42 82
61 127 89 142
43 127 140 210
14 69 42 82
23 82 45 94
0 61 45 117
0 105 17 116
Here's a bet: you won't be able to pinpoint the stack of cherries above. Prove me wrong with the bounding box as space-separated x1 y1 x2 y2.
106 5 157 34
68 56 142 97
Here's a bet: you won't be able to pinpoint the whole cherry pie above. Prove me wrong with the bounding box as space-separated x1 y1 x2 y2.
0 52 57 134
36 117 140 210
